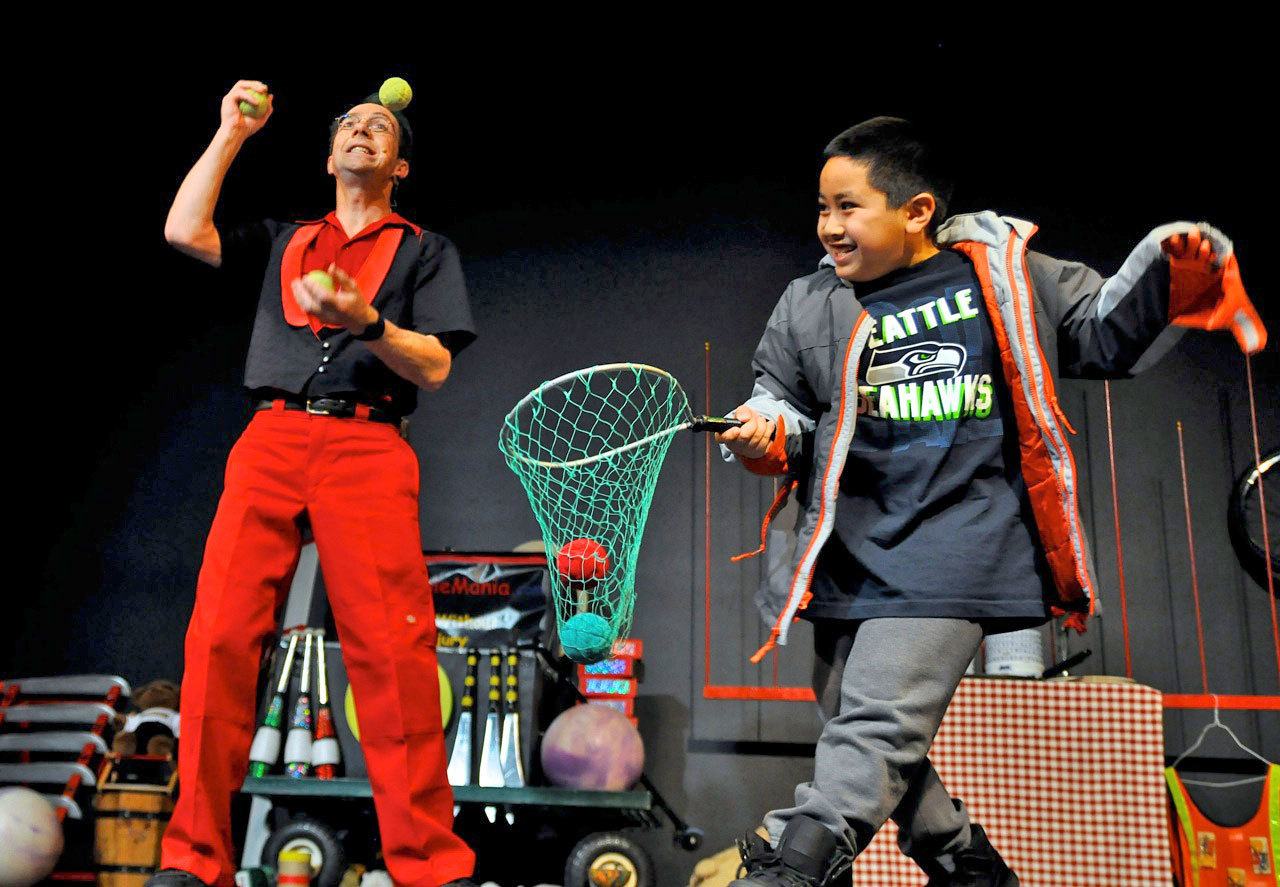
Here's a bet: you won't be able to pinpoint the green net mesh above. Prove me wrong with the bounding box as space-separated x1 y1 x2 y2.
499 364 694 657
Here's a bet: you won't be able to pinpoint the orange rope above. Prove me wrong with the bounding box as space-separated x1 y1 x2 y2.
1245 354 1280 686
1176 421 1210 694
1104 381 1134 678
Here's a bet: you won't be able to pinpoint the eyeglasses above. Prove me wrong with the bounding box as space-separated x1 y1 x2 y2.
334 114 395 134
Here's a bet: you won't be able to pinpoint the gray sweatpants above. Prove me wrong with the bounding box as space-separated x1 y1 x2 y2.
763 618 983 865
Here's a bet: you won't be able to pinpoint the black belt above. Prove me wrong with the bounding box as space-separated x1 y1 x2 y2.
255 396 402 424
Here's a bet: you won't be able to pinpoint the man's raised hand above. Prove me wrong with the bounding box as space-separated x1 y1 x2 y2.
220 80 273 137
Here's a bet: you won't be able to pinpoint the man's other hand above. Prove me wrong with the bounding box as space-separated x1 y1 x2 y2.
291 265 377 331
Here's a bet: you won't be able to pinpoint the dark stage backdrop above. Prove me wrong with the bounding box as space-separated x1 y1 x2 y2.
12 44 1278 882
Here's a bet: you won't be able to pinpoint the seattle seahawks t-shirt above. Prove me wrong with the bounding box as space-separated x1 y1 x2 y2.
807 248 1053 621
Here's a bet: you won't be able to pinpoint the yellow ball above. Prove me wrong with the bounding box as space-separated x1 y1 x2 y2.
238 90 267 119
437 662 454 729
344 684 360 742
304 269 334 292
378 77 412 113
343 662 453 741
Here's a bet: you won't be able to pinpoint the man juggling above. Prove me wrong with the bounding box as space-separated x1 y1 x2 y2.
155 78 479 887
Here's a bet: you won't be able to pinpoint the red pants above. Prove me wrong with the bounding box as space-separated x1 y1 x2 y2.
161 407 474 887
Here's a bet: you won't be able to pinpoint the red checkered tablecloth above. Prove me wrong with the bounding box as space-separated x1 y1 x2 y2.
853 677 1171 886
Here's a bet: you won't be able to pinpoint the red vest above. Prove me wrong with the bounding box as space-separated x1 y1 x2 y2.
1166 764 1280 886
280 213 409 333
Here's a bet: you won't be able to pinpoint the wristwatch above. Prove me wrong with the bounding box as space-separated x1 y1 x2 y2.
352 314 386 341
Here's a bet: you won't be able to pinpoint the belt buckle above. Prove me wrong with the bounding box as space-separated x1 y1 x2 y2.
305 398 334 416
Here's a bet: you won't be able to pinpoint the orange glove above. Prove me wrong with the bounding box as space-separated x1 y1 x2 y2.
1163 228 1267 354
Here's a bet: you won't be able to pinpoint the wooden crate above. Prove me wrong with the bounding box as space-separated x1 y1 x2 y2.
93 758 176 887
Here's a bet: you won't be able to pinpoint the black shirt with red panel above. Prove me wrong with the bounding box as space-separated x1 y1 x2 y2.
218 211 476 416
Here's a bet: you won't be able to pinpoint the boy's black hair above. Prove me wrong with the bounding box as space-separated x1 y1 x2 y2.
823 117 953 236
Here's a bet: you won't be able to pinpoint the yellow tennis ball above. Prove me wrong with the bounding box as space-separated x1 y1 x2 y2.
437 663 454 729
378 77 412 113
344 684 360 742
304 269 334 292
343 666 452 741
238 90 267 119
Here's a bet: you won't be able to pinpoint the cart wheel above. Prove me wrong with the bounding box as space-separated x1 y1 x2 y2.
261 817 346 887
565 832 654 887
675 826 704 851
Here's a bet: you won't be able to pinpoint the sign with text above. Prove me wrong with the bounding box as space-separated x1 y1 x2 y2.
426 552 548 649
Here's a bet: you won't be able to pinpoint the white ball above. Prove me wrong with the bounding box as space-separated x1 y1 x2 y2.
0 787 64 887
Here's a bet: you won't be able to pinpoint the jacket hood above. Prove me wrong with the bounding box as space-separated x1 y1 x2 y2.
937 211 1035 247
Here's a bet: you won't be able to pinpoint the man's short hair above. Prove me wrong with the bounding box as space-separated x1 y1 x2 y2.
824 117 953 235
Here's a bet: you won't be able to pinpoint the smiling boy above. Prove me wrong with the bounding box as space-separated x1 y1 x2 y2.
718 117 1264 886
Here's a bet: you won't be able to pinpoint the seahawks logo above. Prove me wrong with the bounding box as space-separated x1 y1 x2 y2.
865 342 966 386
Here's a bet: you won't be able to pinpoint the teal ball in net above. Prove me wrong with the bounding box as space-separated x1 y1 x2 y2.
560 612 613 664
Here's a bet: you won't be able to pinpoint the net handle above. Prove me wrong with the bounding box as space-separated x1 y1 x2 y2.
501 362 694 470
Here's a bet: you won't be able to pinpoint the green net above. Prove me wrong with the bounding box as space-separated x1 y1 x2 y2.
499 363 695 661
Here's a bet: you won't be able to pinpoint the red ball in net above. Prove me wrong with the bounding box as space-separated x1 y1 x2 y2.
555 538 611 583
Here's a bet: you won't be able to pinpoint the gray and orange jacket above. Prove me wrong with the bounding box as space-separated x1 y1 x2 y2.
732 211 1265 663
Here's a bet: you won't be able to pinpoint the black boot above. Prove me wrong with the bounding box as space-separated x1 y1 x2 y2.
922 825 1019 886
143 871 210 887
729 815 853 886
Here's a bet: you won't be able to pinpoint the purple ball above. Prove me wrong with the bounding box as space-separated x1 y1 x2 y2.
540 703 644 791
